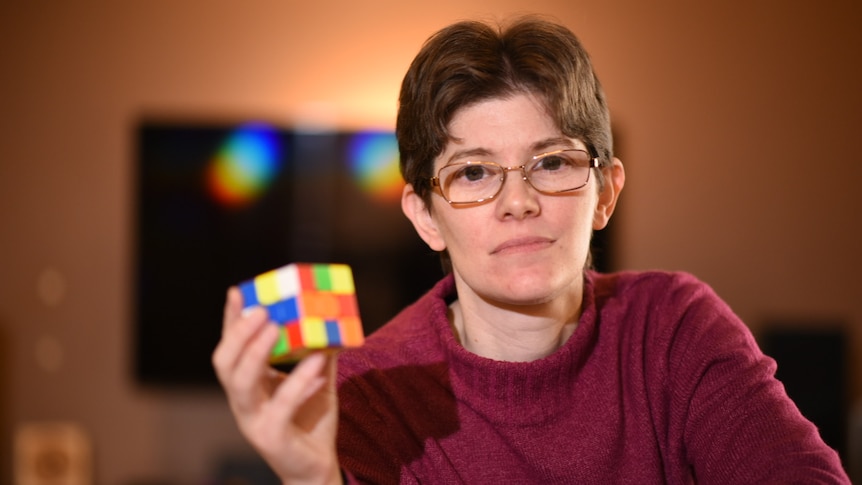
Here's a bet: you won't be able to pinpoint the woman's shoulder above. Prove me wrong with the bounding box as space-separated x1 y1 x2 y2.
590 269 750 355
587 269 738 340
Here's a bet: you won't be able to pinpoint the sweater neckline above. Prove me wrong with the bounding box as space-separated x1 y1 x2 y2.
428 273 599 426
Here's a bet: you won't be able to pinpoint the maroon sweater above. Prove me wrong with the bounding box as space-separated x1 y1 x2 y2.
336 271 849 484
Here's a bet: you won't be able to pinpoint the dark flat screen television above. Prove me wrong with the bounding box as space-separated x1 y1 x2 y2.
134 120 442 387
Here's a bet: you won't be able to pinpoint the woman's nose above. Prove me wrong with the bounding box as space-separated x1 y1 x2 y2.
495 167 540 219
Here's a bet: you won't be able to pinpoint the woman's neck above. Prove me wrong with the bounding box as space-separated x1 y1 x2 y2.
447 292 582 362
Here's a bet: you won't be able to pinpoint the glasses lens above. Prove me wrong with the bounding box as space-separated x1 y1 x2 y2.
438 161 503 203
527 150 593 193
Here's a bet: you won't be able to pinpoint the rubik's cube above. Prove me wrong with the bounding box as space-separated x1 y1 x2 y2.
239 263 364 364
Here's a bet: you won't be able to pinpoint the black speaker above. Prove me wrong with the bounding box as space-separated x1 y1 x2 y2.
759 324 848 464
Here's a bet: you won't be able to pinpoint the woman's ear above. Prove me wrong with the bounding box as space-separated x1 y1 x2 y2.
402 183 447 251
593 158 625 230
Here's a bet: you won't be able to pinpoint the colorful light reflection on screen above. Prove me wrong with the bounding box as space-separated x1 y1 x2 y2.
347 132 403 203
207 123 282 207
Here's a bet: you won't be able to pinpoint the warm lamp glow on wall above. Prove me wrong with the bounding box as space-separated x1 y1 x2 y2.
292 88 400 132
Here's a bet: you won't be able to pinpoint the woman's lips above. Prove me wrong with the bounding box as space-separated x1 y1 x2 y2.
491 236 554 255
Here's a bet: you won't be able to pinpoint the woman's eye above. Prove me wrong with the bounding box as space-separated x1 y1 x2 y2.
458 165 489 181
536 155 567 171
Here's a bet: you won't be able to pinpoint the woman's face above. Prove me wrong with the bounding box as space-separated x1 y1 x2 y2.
403 92 622 308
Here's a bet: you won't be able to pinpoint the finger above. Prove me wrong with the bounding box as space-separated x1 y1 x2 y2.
281 353 339 436
212 305 270 382
271 352 330 411
232 322 280 387
318 351 339 395
223 287 244 333
228 323 281 413
324 351 338 383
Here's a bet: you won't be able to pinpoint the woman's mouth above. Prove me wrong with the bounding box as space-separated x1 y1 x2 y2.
491 236 554 255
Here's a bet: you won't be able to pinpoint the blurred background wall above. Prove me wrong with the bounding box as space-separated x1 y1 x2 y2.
0 1 859 483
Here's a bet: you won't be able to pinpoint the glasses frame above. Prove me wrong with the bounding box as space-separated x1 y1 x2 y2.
429 147 600 206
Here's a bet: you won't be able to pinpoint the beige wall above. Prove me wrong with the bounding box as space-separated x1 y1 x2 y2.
0 1 859 483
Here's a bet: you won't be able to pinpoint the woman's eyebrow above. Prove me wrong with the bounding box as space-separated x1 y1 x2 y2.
531 137 578 152
444 137 581 164
446 147 493 163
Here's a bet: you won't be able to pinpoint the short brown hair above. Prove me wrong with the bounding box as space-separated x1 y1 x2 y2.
397 16 613 206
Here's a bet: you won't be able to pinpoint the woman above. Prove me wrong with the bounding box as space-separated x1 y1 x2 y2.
213 16 849 484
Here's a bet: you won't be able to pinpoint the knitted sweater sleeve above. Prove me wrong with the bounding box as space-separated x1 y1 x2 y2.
650 272 849 484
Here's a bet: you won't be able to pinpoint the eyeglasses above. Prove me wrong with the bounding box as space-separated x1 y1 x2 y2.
430 148 599 206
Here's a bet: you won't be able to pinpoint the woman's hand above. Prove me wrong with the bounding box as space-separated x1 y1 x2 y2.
212 287 342 485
